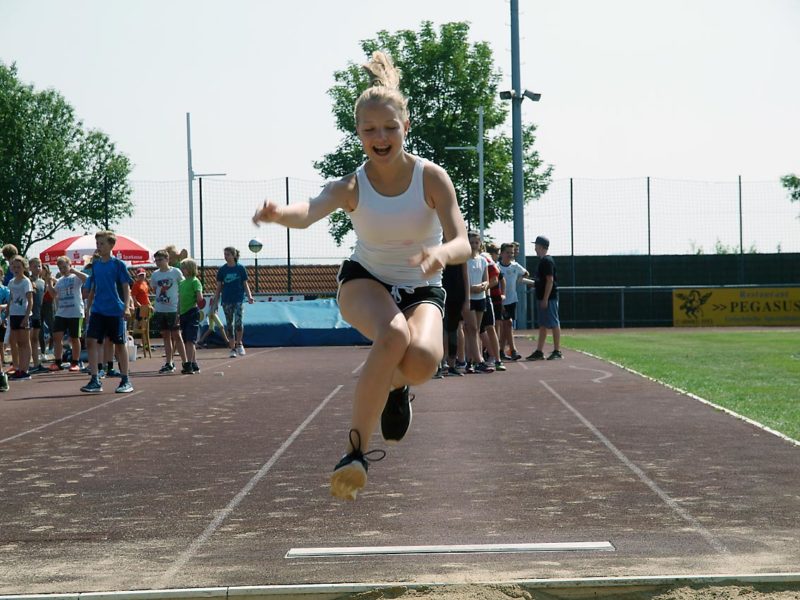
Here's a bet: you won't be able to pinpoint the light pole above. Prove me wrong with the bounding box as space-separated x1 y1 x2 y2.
445 106 484 239
186 112 226 257
248 238 263 293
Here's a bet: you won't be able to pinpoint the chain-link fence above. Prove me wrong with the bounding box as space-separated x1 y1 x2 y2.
28 176 799 267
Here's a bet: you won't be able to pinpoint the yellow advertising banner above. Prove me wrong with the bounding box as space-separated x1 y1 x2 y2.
673 287 800 327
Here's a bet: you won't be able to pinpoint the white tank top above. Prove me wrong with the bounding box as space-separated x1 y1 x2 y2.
349 156 443 288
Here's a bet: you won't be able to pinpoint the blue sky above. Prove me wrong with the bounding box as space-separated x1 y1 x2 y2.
2 0 798 185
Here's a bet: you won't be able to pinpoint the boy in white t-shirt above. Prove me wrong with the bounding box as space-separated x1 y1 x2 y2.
46 256 88 372
150 249 187 373
497 242 529 360
465 232 494 374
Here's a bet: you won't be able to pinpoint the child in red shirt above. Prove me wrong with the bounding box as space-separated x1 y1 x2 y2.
131 269 151 324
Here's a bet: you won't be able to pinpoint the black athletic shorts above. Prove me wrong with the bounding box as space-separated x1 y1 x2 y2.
152 311 180 332
336 259 446 316
480 300 495 333
9 315 30 330
443 301 465 333
54 316 82 339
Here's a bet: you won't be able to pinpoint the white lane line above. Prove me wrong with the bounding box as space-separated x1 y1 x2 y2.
352 360 366 375
518 361 529 370
568 364 613 383
540 380 729 555
0 391 143 445
156 384 344 587
286 541 615 558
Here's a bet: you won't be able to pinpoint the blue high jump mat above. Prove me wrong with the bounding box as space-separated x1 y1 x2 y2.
202 298 370 347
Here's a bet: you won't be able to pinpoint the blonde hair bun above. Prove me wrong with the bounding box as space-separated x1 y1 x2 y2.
362 51 401 90
355 51 409 123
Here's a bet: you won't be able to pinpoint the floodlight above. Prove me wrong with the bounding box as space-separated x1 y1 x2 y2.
523 89 541 102
499 90 515 100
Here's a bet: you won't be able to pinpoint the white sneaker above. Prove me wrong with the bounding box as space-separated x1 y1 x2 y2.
236 345 246 356
229 349 237 358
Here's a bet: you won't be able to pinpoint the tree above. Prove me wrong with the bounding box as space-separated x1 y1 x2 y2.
314 21 552 245
0 62 133 256
781 173 800 207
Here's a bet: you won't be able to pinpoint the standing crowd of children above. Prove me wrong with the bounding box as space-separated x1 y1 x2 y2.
435 234 562 379
1 235 253 395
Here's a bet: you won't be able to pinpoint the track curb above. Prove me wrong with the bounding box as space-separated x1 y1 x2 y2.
3 573 800 600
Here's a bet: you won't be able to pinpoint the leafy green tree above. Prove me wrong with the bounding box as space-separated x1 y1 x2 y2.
781 173 800 207
0 62 133 256
314 21 552 244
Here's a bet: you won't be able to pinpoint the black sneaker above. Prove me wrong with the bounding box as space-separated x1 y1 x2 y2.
526 350 545 361
380 386 414 443
510 352 523 361
446 366 463 377
159 363 176 374
191 362 200 373
330 429 385 500
547 350 563 360
181 362 194 374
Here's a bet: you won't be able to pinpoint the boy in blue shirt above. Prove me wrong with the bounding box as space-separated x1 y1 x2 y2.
81 231 134 393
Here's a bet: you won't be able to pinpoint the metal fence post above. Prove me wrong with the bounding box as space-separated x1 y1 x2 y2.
285 177 292 294
199 177 205 288
738 174 744 283
570 178 575 326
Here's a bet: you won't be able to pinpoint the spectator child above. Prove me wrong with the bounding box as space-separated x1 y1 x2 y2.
465 232 493 374
497 242 529 360
80 231 134 393
527 235 562 360
7 256 33 381
0 266 10 374
46 256 88 372
211 246 253 358
150 249 187 374
1 244 18 286
27 257 47 373
178 258 203 374
131 268 151 325
481 244 505 371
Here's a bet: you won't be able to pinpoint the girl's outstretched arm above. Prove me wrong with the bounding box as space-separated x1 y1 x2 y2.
252 176 356 230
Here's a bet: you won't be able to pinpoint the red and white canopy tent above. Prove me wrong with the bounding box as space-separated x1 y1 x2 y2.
39 234 153 266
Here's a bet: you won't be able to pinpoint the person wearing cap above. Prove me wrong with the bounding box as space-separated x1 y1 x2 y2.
527 235 562 361
131 268 151 325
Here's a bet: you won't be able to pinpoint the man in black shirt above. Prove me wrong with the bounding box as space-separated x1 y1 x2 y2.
526 235 562 360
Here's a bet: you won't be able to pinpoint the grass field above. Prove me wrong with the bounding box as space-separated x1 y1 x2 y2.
555 329 800 442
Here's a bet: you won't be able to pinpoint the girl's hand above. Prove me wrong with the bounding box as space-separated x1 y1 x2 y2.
252 200 282 226
409 246 447 279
